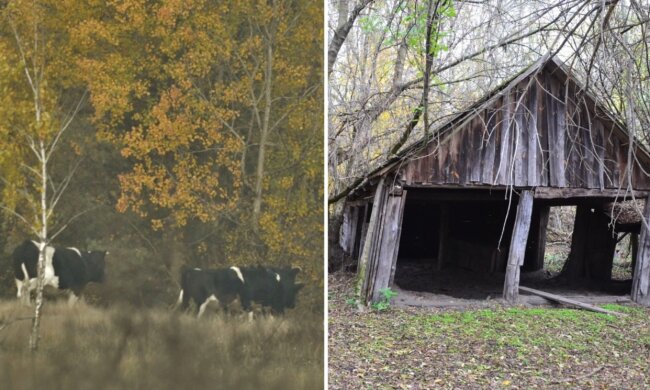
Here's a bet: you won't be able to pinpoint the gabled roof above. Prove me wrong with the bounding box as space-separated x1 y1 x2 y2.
362 54 650 188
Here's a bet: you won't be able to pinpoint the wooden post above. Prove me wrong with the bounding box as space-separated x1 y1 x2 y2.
357 177 386 299
632 200 650 306
503 190 534 303
436 204 449 271
339 205 353 254
371 189 407 301
630 232 638 279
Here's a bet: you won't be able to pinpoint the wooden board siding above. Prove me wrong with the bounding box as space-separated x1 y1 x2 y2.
401 65 650 191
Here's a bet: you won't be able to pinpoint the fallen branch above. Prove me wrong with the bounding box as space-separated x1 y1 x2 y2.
519 286 627 317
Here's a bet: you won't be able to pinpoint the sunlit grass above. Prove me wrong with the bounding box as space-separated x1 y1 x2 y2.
0 300 323 389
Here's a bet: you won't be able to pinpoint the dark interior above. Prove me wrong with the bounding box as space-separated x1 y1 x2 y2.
392 191 631 300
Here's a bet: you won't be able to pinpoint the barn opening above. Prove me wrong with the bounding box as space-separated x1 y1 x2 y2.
393 188 517 300
542 206 575 275
390 192 638 305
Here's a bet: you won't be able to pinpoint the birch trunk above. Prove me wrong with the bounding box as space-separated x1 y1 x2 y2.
29 141 47 351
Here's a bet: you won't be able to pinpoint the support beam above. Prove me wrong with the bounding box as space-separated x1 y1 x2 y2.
503 190 534 303
357 177 386 300
534 187 649 200
372 190 407 301
519 286 626 317
632 200 650 306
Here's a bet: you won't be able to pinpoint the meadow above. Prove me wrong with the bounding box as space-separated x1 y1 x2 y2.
0 299 323 390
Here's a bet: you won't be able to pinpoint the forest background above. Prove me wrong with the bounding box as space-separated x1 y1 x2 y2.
0 0 324 309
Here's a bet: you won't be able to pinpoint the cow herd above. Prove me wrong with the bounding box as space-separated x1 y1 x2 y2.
11 239 304 319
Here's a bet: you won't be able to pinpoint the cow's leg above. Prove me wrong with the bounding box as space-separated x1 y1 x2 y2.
17 263 32 305
173 289 184 311
197 295 218 318
68 292 79 306
15 279 24 303
239 290 254 321
24 278 38 305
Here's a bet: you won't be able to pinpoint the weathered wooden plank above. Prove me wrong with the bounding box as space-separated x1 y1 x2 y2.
352 206 366 259
547 75 566 187
448 131 461 184
470 115 484 183
481 108 498 184
497 93 513 185
427 142 438 184
605 129 621 188
534 187 649 199
388 190 408 287
564 102 581 187
527 81 539 186
458 124 470 184
349 206 360 255
514 88 528 186
358 177 386 300
582 109 597 189
371 191 407 302
594 120 605 190
358 221 369 260
535 75 549 187
437 140 448 184
503 190 534 303
365 185 389 301
519 286 627 316
632 199 650 306
340 205 353 253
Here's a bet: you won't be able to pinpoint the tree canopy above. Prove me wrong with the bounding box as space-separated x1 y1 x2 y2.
0 0 324 301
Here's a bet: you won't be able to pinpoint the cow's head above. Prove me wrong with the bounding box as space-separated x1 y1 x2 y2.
84 250 107 283
283 282 304 309
276 266 304 310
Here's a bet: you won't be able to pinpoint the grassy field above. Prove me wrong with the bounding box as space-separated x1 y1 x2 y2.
329 272 650 389
0 300 323 390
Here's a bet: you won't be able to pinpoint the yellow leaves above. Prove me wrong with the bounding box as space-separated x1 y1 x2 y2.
151 219 163 230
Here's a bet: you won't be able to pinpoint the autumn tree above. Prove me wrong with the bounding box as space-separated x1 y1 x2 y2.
74 0 323 278
0 0 88 350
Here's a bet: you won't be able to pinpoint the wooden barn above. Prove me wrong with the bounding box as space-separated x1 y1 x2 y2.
340 56 650 307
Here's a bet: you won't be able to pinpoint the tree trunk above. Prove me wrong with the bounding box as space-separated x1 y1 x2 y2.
30 141 47 352
253 32 274 229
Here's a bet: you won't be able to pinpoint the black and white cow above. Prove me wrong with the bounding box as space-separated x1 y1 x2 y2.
12 239 107 305
177 266 245 318
241 266 304 315
176 265 303 319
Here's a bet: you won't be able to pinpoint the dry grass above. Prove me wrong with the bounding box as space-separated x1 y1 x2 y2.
0 300 323 390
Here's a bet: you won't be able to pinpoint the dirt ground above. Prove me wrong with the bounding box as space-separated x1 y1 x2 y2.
328 271 650 389
392 260 632 308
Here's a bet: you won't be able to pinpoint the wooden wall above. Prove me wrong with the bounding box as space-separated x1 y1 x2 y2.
402 65 650 190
